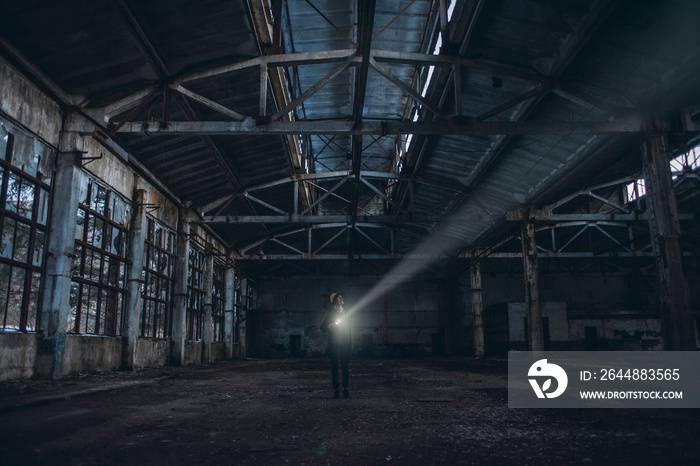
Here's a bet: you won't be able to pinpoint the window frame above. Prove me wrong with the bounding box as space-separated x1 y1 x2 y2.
0 129 49 333
212 260 225 342
186 243 206 341
140 216 176 339
70 175 130 336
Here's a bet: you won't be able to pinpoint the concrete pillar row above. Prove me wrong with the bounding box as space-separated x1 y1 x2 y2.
37 131 83 378
521 206 544 352
641 122 696 350
123 187 147 370
470 258 485 357
171 208 190 365
201 251 214 362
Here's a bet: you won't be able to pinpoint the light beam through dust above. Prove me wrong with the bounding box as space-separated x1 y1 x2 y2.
346 209 485 316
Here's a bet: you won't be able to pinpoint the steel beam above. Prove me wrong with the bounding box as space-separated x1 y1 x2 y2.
349 0 377 230
369 58 449 119
303 0 355 45
476 84 551 121
176 49 357 84
642 128 696 350
171 83 247 120
197 213 443 224
236 253 445 260
271 58 355 120
521 208 544 351
114 116 644 136
234 250 665 261
470 258 484 357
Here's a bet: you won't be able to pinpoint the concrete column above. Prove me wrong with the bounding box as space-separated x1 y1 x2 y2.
122 188 147 370
201 252 214 362
37 132 82 378
238 277 248 359
641 127 696 350
470 258 485 357
521 207 544 351
223 254 236 359
171 209 190 365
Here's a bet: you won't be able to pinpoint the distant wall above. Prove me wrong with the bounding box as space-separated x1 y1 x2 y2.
479 272 668 352
254 276 469 358
254 270 678 358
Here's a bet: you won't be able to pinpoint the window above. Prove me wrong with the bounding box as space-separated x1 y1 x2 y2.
141 217 176 338
186 244 205 340
626 143 700 202
212 260 225 342
0 126 48 332
69 174 130 335
670 145 700 179
626 179 646 203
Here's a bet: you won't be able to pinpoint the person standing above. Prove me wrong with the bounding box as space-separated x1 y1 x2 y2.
321 293 352 399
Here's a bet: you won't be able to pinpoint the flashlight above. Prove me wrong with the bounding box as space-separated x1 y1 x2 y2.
335 319 342 326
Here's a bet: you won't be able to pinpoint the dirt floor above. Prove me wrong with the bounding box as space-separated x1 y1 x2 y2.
1 357 699 465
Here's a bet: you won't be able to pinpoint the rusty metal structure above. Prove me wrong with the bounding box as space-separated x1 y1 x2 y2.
1 0 700 359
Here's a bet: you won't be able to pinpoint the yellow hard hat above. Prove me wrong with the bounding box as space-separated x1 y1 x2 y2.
330 293 338 303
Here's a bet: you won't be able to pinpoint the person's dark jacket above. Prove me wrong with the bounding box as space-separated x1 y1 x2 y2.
320 307 352 348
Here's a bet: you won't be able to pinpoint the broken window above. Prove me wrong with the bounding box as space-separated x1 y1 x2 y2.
0 125 48 332
140 216 176 338
670 145 700 179
186 243 206 340
627 143 700 202
212 260 225 342
69 174 130 335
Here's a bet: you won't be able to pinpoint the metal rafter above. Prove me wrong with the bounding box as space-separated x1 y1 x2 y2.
349 0 377 229
461 0 622 194
107 116 645 136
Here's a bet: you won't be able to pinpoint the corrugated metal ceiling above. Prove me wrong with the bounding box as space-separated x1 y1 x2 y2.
1 0 700 275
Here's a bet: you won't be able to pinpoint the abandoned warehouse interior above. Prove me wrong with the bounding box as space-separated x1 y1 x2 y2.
1 0 700 463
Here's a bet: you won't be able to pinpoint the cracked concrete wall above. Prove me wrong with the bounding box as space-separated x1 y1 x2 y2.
0 55 61 381
0 333 38 380
63 335 124 375
0 57 232 379
0 55 61 147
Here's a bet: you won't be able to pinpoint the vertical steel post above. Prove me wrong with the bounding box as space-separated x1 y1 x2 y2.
171 208 190 365
224 253 236 359
239 277 248 359
259 63 268 117
641 123 696 350
123 188 147 370
470 257 485 357
201 251 214 362
521 207 544 351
